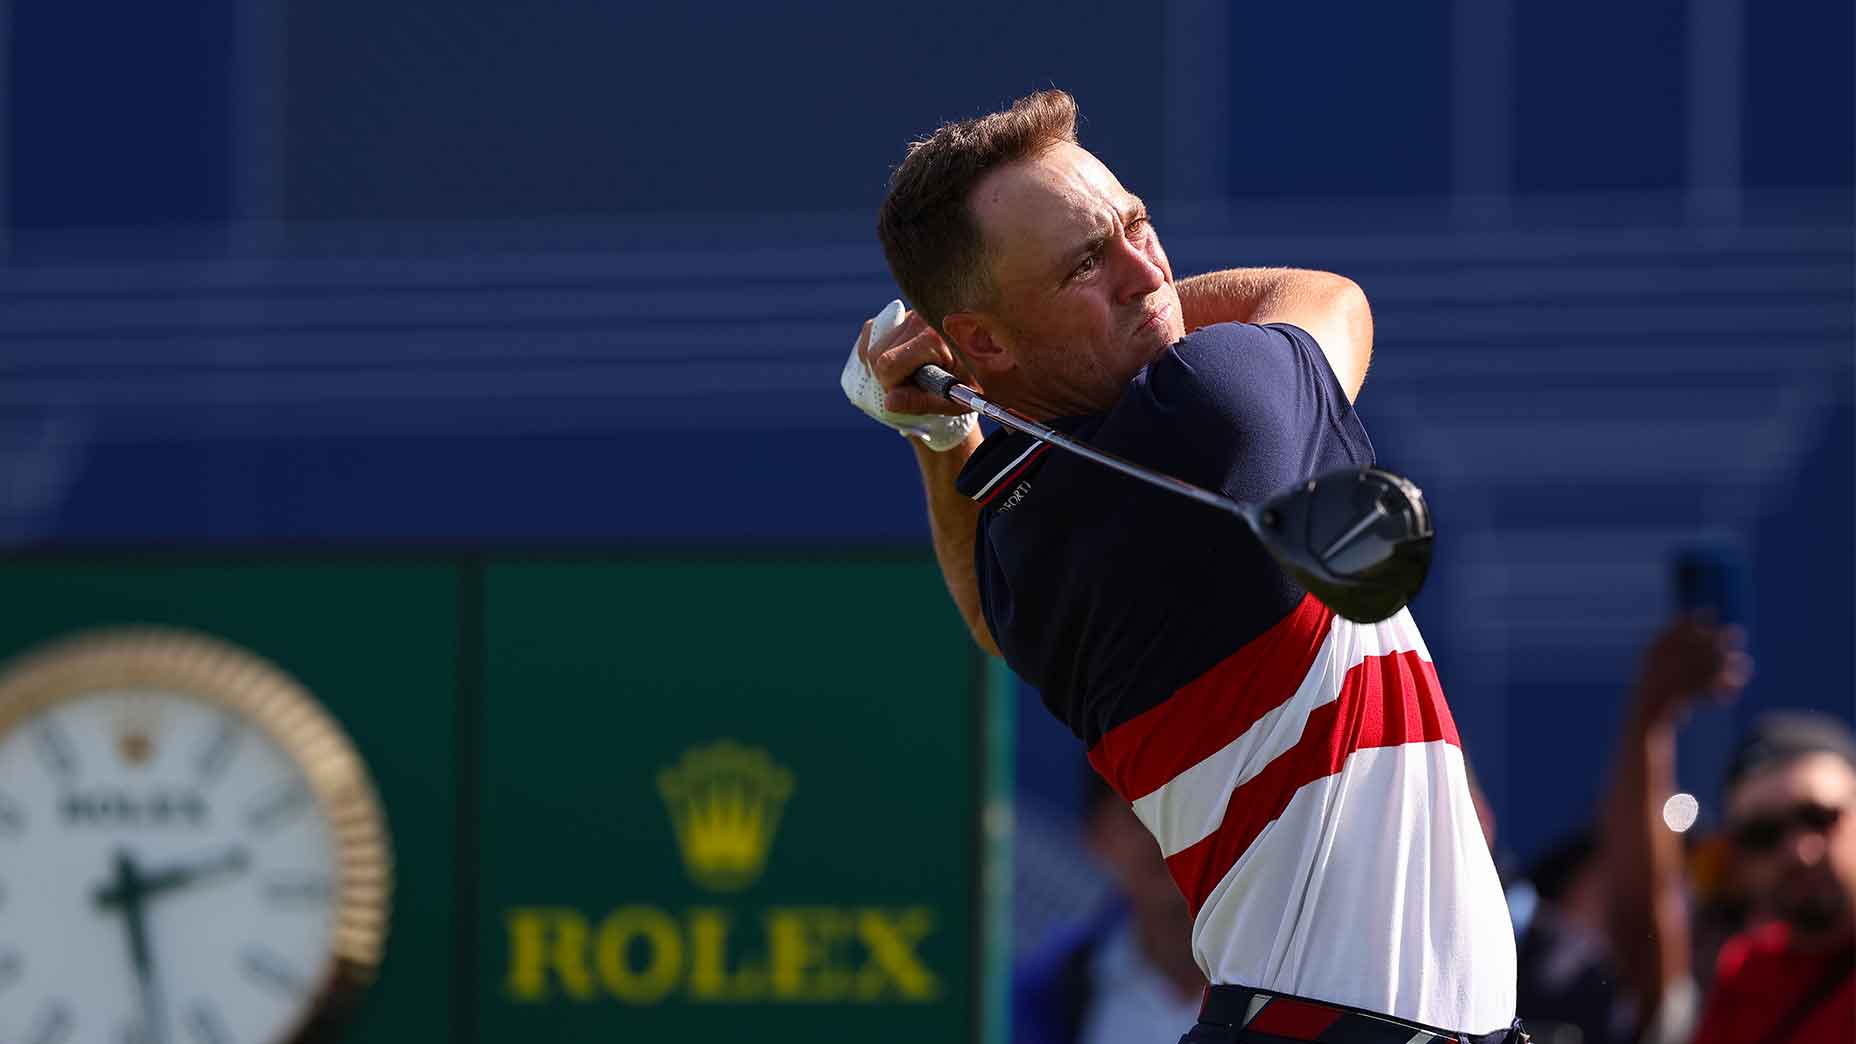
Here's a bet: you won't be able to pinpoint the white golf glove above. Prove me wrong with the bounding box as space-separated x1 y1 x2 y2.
840 299 978 452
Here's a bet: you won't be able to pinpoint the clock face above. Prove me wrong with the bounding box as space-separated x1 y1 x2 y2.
0 633 389 1044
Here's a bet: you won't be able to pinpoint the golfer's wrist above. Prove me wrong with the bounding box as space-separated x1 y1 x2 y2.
910 424 982 462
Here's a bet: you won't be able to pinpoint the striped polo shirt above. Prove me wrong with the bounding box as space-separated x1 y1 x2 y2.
957 321 1516 1035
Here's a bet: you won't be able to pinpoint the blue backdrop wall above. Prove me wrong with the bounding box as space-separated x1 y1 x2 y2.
2 0 1850 866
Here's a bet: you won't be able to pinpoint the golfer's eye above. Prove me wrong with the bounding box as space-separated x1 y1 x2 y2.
1070 253 1100 281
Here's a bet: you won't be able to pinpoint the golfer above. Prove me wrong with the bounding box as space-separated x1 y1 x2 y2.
844 90 1521 1044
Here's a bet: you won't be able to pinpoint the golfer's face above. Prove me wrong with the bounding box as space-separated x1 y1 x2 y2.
972 142 1184 415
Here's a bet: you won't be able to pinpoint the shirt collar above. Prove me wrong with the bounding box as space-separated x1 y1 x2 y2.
953 415 1095 503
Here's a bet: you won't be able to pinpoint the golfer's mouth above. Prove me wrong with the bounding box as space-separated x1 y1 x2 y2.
1135 301 1170 335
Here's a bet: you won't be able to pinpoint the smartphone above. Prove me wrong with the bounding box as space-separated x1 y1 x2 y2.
1669 540 1752 828
1673 542 1749 629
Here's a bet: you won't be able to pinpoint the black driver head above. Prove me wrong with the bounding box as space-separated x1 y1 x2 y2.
1249 468 1435 624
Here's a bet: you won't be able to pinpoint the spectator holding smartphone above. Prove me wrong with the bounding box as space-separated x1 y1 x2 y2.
1606 612 1856 1043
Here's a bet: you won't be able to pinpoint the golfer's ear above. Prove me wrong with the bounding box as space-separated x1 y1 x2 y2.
942 312 1012 378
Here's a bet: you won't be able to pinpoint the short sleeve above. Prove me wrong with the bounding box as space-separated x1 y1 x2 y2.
1117 321 1372 505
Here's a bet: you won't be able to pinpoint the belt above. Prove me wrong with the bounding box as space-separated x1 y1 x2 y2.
1198 985 1528 1044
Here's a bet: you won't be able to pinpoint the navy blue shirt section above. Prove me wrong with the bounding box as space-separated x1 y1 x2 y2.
956 322 1373 746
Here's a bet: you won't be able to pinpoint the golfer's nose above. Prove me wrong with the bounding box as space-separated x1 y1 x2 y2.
1112 236 1165 305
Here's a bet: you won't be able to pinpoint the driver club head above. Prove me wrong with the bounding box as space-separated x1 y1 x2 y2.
1246 468 1435 624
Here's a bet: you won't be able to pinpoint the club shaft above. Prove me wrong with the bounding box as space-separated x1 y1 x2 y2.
931 375 1252 521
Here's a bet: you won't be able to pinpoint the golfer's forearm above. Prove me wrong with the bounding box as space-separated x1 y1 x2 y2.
1178 268 1372 401
1176 268 1343 328
1178 269 1272 329
914 430 1001 657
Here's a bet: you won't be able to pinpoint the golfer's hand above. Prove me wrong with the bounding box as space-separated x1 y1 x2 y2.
840 300 976 450
863 306 972 418
1634 612 1752 723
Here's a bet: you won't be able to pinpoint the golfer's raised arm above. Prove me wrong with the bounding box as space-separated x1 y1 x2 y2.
910 429 997 657
841 304 999 656
873 318 998 656
1176 268 1374 403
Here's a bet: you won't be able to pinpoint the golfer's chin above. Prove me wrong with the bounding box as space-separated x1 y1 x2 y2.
1140 299 1185 345
1124 313 1177 365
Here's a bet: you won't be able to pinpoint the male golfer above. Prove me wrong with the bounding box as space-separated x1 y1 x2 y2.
844 91 1519 1043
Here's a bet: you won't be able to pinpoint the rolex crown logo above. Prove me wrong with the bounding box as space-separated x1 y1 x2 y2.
657 740 794 893
111 696 163 767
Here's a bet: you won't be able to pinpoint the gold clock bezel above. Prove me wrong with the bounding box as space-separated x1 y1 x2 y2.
0 627 393 1044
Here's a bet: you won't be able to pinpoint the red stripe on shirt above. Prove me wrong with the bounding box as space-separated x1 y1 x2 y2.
1087 594 1334 802
977 445 1051 506
1163 650 1459 914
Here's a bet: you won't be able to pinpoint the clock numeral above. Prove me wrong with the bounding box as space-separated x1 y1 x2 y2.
0 792 24 835
244 781 311 835
195 718 242 784
32 723 77 781
263 872 334 907
27 1001 73 1044
241 946 306 998
0 949 23 990
182 1000 231 1044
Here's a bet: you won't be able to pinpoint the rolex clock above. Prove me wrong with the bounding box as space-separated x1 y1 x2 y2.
0 628 392 1044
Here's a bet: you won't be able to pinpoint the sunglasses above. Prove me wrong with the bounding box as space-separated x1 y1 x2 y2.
1729 802 1844 853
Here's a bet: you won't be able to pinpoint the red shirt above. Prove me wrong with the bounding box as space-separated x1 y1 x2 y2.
1692 922 1854 1044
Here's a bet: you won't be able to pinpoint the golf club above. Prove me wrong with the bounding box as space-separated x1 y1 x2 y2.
911 364 1434 623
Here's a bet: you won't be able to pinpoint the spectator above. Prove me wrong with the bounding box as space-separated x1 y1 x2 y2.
1603 613 1750 1042
1512 829 1639 1044
1689 712 1856 1043
1607 613 1856 1043
1015 769 1204 1044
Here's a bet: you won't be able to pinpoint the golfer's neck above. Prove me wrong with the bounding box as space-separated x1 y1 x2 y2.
1005 386 1114 423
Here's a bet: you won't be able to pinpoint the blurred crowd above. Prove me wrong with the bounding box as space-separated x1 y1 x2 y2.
1015 614 1855 1044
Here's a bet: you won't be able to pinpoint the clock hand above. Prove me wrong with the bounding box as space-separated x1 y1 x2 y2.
99 850 170 1044
98 847 251 908
136 847 252 900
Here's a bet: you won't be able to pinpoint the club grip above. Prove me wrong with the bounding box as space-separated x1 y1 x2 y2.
912 365 962 400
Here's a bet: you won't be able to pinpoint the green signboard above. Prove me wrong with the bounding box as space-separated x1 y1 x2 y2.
477 556 982 1040
0 553 988 1043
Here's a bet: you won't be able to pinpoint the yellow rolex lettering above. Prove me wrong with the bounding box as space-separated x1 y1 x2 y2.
502 903 945 1007
688 907 767 1001
855 909 940 1000
595 907 683 1003
767 907 856 1001
505 907 596 1002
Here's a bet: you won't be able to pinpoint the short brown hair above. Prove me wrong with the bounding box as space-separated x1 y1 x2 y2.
876 90 1079 334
